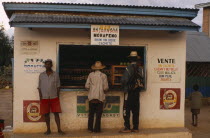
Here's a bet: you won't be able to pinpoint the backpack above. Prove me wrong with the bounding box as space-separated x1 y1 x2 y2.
126 65 144 92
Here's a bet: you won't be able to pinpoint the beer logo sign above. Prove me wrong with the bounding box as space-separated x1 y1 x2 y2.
23 100 45 122
160 88 180 109
27 102 41 121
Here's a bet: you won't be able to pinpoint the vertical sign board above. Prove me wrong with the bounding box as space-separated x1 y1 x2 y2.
152 57 181 83
160 88 181 109
23 100 45 122
91 25 119 45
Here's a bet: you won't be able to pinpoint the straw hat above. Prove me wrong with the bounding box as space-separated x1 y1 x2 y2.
128 51 140 59
91 61 106 70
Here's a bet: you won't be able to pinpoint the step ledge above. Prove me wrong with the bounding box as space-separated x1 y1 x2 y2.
6 127 192 138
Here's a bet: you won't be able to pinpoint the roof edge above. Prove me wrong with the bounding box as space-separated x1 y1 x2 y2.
3 2 199 11
195 2 210 8
3 2 199 19
10 23 200 32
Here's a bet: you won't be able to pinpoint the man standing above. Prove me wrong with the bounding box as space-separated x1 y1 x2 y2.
189 84 203 127
120 51 144 133
38 59 64 135
85 61 109 133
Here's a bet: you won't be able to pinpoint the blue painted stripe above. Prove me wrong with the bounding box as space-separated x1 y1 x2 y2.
11 23 90 28
4 3 198 18
61 89 86 92
186 87 210 98
120 25 199 31
11 58 14 86
56 45 59 73
77 96 88 103
143 47 147 90
10 23 199 31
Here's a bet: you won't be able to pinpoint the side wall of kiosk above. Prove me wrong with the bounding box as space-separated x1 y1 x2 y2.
13 28 186 133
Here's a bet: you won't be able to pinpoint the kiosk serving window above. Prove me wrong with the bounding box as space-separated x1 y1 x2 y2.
58 45 146 90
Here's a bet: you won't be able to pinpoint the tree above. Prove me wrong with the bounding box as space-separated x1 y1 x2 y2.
0 25 13 67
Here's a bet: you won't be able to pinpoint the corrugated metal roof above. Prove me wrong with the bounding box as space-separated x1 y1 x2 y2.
187 32 210 62
195 2 210 8
10 13 199 27
3 2 198 11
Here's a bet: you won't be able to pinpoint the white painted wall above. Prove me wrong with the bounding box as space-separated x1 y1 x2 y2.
13 28 186 133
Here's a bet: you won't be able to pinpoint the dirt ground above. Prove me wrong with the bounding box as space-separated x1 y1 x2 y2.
0 89 12 126
185 106 210 138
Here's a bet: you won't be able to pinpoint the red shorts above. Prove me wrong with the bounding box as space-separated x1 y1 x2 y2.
40 97 61 115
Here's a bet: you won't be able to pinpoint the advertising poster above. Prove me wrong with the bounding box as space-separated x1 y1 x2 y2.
20 41 39 55
24 58 45 73
152 57 181 83
91 25 119 45
160 88 181 110
23 100 45 122
77 95 120 118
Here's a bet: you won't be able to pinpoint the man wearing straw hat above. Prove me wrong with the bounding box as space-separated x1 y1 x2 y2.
120 51 144 133
85 61 109 133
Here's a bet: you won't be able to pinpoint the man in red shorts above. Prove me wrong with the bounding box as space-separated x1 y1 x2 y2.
38 59 64 135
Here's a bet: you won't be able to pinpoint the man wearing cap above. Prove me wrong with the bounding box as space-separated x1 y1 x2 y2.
120 51 144 133
38 59 64 135
85 61 109 133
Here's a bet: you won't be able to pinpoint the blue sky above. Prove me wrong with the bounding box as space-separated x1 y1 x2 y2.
0 0 210 36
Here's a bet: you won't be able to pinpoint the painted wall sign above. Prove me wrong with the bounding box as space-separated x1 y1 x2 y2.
77 95 120 118
23 100 45 122
160 88 181 110
152 57 181 83
20 41 39 55
24 58 45 73
91 25 119 45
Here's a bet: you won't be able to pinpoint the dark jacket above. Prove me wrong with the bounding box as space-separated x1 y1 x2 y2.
189 91 203 109
121 63 144 93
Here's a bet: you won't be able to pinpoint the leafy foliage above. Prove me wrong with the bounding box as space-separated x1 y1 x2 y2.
0 26 13 67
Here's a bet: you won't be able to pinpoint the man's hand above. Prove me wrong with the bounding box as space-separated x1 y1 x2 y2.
104 90 109 94
85 88 90 91
57 87 60 98
38 88 42 100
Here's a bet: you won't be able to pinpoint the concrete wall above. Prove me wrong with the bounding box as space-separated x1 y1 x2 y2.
14 28 186 133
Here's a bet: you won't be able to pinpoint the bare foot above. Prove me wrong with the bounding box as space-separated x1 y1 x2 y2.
58 130 65 135
192 123 197 127
88 129 93 133
44 130 51 135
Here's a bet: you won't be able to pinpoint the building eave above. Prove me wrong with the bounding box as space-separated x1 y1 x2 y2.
195 2 210 8
3 3 199 19
10 23 200 32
